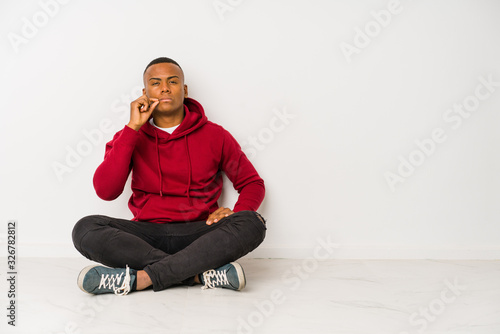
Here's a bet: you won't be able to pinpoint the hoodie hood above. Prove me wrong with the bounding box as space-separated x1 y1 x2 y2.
139 97 208 203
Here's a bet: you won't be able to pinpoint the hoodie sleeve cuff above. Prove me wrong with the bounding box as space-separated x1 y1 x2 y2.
118 125 140 146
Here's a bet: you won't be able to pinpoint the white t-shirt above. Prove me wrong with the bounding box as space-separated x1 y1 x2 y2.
149 118 180 134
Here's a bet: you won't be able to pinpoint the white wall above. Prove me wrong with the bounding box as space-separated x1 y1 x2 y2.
1 0 499 259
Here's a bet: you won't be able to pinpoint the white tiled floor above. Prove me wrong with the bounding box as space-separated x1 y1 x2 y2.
1 258 500 334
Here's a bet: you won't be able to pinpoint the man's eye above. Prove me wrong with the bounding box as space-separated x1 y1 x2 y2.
169 81 177 84
152 82 159 85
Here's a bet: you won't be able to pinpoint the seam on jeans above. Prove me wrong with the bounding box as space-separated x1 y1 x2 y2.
75 228 95 257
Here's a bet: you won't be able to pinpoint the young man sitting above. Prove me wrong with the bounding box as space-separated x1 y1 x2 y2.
72 57 266 295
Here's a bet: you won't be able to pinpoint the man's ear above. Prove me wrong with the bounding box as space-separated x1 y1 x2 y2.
142 88 146 95
184 84 188 98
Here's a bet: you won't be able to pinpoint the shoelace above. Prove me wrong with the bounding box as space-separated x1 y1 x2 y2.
97 265 131 296
201 268 229 290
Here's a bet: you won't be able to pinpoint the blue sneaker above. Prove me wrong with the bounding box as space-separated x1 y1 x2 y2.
201 262 246 291
77 265 135 295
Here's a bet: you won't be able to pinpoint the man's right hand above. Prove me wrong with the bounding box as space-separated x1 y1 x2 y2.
127 93 159 131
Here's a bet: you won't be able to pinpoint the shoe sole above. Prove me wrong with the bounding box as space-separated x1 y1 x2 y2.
230 262 246 291
77 265 100 294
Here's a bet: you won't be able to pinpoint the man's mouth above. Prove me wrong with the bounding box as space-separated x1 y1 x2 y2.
159 98 172 103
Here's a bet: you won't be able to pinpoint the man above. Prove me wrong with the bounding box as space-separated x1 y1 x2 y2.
72 57 266 295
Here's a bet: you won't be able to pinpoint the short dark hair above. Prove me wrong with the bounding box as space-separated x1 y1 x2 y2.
144 57 182 74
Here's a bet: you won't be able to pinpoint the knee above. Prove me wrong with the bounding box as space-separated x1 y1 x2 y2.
72 215 105 249
232 210 267 243
233 210 266 226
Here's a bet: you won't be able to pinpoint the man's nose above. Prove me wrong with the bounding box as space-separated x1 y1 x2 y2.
160 82 170 92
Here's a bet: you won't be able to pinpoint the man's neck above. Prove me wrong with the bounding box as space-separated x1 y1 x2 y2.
153 110 185 128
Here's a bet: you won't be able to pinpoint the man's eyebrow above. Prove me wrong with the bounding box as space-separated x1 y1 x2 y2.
149 76 180 82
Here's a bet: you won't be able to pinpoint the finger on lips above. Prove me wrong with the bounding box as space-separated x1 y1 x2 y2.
139 98 159 112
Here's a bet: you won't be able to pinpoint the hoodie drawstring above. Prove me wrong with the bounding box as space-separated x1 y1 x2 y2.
185 136 193 206
153 128 192 204
155 130 163 197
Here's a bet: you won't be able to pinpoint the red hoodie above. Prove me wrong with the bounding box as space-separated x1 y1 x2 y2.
93 97 265 223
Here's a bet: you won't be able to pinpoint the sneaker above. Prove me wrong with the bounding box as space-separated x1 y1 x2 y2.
77 265 135 296
201 262 246 291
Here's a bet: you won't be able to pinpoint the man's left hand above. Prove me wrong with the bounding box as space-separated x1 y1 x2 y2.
206 207 234 225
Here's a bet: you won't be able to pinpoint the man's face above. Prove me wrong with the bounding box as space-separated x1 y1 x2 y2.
143 62 188 115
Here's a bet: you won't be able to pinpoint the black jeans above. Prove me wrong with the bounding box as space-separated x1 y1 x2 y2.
72 210 266 291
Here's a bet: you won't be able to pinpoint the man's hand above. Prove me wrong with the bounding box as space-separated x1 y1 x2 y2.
127 93 159 131
206 207 234 225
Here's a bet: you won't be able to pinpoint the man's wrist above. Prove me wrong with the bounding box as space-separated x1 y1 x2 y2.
127 122 142 131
